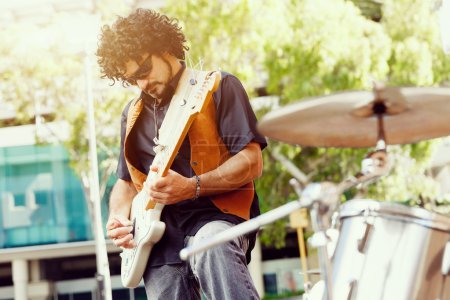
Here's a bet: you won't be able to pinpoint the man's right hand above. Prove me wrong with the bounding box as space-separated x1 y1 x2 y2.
106 215 136 249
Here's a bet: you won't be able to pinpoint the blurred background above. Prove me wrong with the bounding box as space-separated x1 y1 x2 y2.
0 0 449 299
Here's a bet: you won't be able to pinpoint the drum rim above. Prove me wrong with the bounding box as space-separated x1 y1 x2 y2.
339 199 450 232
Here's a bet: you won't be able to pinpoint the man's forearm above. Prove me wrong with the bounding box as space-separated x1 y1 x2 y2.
145 143 263 205
198 142 263 196
109 179 137 217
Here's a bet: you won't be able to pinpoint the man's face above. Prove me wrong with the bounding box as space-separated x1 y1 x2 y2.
124 54 172 100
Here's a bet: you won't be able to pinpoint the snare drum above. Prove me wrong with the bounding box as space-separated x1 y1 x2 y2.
331 199 450 300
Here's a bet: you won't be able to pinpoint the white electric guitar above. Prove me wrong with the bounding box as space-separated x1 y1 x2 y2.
120 69 221 288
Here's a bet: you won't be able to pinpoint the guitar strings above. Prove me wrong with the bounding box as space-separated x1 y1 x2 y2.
143 66 200 213
160 68 200 170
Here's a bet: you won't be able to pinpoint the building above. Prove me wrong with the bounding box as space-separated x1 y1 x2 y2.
0 119 150 299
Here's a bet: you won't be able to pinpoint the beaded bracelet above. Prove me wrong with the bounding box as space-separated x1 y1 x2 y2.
194 175 201 200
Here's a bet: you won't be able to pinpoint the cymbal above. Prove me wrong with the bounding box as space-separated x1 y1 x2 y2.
257 87 450 148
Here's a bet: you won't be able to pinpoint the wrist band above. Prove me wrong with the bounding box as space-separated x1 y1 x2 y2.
194 175 201 200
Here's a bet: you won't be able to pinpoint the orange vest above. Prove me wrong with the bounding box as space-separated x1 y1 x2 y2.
123 95 254 220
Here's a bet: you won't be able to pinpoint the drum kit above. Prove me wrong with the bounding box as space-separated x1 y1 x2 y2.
180 85 450 300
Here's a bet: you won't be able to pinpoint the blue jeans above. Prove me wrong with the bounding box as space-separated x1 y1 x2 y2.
143 221 260 300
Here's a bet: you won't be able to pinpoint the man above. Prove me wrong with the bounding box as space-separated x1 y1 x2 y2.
96 8 267 299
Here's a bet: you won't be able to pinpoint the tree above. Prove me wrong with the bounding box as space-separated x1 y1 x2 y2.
261 0 450 245
0 16 135 228
164 0 289 92
166 0 450 246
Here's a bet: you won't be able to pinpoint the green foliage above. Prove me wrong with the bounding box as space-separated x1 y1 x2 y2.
0 28 83 125
63 87 132 187
383 0 450 85
389 38 434 85
164 0 288 92
265 0 391 101
0 20 133 201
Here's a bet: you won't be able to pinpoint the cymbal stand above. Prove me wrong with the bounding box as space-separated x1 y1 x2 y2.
337 99 391 194
303 104 391 299
298 183 339 300
301 150 390 299
180 115 391 299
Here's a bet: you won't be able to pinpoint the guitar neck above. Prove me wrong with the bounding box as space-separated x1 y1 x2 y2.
144 69 221 209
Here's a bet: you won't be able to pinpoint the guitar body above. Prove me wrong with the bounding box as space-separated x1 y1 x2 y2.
120 69 221 288
121 186 166 288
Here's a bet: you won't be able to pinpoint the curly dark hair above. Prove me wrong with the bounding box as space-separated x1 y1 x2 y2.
96 8 188 85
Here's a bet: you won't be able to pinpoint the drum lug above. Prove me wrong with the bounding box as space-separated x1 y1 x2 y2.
357 222 373 253
442 241 450 275
348 279 357 300
357 210 374 253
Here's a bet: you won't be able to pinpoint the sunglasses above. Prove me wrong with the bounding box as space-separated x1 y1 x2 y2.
126 55 153 85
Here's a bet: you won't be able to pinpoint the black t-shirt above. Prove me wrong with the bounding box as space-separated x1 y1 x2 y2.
116 69 267 266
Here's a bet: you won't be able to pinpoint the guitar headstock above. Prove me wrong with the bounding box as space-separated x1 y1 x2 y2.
189 70 221 115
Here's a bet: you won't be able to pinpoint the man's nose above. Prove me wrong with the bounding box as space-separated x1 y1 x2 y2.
137 79 148 90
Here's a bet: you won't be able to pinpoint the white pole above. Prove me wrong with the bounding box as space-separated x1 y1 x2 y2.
12 259 28 300
84 48 113 300
248 236 265 298
440 0 450 54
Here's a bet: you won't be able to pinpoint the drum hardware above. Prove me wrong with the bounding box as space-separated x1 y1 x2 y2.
334 200 450 300
347 279 357 300
180 150 389 300
180 145 392 300
336 149 390 195
327 213 341 259
356 210 374 254
304 280 327 300
179 182 335 261
303 281 313 299
181 86 450 299
326 229 339 258
308 199 335 300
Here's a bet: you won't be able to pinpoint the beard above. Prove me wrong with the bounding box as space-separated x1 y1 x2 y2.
159 84 175 102
144 82 174 102
146 57 175 102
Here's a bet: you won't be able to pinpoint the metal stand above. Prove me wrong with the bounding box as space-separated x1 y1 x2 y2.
180 105 391 299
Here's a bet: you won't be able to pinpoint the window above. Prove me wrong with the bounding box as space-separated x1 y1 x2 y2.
14 194 26 207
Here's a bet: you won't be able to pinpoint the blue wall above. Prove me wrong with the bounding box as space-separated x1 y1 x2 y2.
0 144 105 248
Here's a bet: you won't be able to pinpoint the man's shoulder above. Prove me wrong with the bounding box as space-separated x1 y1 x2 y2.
217 72 245 92
219 71 238 81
